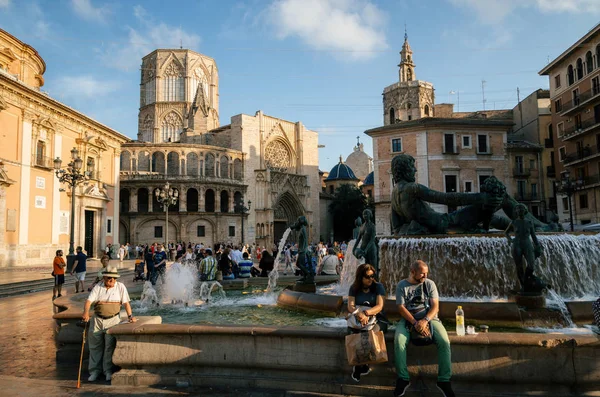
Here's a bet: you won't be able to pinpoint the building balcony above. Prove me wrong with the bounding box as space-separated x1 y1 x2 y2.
442 147 460 155
513 167 531 177
580 174 600 188
560 86 600 116
562 117 600 141
544 138 554 148
546 166 556 178
31 154 54 170
514 193 540 202
563 144 600 166
120 171 245 185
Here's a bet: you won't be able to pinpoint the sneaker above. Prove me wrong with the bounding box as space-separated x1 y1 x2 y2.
351 366 361 382
105 372 112 381
52 296 56 301
359 364 372 376
57 294 62 297
394 378 410 397
436 381 456 397
88 372 100 382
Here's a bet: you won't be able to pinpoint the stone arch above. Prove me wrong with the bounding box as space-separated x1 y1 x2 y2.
120 151 131 171
389 107 395 124
152 152 165 174
264 137 295 172
568 64 574 85
161 111 183 142
119 220 129 245
167 151 179 176
272 190 305 245
135 218 179 243
205 153 215 177
233 191 243 212
187 188 199 212
586 51 593 74
424 104 430 116
138 151 151 172
205 189 215 212
220 155 229 178
233 158 243 180
576 58 584 80
220 190 229 213
186 152 199 176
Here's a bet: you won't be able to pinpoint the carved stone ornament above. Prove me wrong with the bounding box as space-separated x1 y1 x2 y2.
0 161 16 187
264 140 291 172
163 111 182 127
0 95 7 111
164 61 183 77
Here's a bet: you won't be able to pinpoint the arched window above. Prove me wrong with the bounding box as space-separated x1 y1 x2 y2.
568 65 575 85
406 102 412 109
163 61 184 101
152 188 162 212
205 153 215 177
596 44 600 69
161 112 182 142
152 152 165 174
233 191 243 212
233 158 243 180
407 68 412 81
586 51 593 74
137 188 149 213
389 107 395 124
138 152 150 172
256 223 261 236
187 188 199 212
167 152 179 176
120 151 131 171
576 58 583 80
186 153 198 176
120 189 130 213
424 104 430 116
220 190 229 213
205 189 215 212
220 156 229 178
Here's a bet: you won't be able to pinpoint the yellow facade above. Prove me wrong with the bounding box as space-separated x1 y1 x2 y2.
0 29 129 267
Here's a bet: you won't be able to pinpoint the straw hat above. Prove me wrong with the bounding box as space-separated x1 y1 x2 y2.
102 266 121 278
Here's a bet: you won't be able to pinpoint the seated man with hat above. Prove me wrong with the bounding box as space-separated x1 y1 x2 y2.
82 266 136 382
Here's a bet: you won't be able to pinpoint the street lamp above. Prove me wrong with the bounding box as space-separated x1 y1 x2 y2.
154 182 179 248
556 170 583 232
54 147 93 270
235 198 251 246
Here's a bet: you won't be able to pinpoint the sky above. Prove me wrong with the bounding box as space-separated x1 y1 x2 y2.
1 0 599 173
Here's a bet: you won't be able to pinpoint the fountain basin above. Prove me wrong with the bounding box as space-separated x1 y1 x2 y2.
107 322 600 395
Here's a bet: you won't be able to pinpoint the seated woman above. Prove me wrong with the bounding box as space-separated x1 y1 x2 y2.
319 248 340 275
218 248 235 280
347 263 388 383
259 250 274 277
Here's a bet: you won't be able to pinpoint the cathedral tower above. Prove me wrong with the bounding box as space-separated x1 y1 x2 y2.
382 31 435 125
137 49 220 143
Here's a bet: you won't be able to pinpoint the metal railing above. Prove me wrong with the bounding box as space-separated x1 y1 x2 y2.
442 146 459 154
562 117 600 139
120 172 245 183
513 167 531 177
560 86 600 115
563 144 600 164
31 154 54 169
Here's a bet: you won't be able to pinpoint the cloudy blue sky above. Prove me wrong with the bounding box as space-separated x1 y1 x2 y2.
1 0 599 172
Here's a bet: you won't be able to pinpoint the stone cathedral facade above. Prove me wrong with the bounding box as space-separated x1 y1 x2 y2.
119 49 320 248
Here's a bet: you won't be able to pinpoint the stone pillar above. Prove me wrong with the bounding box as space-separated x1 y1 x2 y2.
148 188 153 212
130 190 138 212
215 191 221 213
229 190 235 212
199 188 205 212
19 111 35 245
179 186 187 212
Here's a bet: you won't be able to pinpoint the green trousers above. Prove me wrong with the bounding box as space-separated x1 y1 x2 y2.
394 318 452 382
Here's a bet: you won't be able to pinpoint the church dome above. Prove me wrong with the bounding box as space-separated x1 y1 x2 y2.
325 156 359 181
363 171 374 186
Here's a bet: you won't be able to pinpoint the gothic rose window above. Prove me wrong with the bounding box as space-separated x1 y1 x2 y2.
265 140 291 172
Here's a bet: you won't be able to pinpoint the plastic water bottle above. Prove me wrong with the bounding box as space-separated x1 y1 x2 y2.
456 306 465 336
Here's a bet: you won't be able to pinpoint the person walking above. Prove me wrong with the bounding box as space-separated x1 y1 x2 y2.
347 263 388 383
82 266 136 382
118 245 125 262
393 260 455 397
71 246 87 293
52 250 66 300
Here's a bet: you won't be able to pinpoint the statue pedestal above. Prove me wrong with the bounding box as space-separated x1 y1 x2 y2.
293 282 316 293
514 293 546 310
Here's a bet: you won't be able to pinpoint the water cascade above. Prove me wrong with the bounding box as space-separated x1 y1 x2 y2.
267 227 293 292
334 239 362 295
140 281 160 307
163 260 199 305
199 281 225 302
379 234 600 299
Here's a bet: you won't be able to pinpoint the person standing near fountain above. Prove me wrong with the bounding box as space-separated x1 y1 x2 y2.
152 244 168 285
347 263 388 383
353 209 378 276
505 204 544 293
199 248 217 281
82 266 136 382
394 260 454 397
290 215 313 284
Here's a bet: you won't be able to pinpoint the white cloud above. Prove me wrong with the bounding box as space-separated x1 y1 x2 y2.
105 5 201 71
28 3 50 38
0 0 11 8
264 0 387 60
54 75 120 99
449 0 600 24
71 0 110 23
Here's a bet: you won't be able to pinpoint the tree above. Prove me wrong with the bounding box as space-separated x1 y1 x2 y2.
328 184 368 241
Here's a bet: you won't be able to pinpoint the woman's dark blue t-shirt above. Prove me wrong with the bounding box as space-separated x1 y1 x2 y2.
349 282 386 313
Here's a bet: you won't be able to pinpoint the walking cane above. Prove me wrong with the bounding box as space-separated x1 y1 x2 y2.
76 321 88 389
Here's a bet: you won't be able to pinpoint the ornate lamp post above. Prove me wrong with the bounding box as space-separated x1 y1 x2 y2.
556 170 582 232
235 198 251 246
154 182 179 247
54 148 93 270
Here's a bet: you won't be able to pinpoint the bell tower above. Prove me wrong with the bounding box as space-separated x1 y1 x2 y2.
399 28 415 83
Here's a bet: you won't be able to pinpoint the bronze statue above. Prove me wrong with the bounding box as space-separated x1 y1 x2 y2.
352 216 363 240
353 209 379 275
390 154 503 234
290 216 313 283
505 204 547 293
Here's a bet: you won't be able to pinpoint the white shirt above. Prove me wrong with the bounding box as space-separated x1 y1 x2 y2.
231 249 243 264
88 281 130 304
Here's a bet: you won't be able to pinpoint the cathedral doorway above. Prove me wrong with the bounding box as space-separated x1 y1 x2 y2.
272 191 304 246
